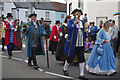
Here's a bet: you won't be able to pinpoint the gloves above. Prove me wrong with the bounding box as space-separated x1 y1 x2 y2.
60 33 63 37
11 28 14 30
65 34 68 39
14 29 17 32
54 36 56 39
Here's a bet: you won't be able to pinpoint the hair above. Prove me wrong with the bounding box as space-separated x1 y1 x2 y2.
112 20 115 24
84 13 87 16
92 22 95 26
41 18 44 20
64 15 71 23
103 20 112 27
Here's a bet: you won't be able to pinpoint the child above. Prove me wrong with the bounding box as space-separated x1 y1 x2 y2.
84 38 90 52
90 41 94 51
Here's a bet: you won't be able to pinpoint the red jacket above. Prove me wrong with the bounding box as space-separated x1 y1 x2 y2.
50 25 61 42
4 20 17 46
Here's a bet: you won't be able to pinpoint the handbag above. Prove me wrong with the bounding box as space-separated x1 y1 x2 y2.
96 44 103 56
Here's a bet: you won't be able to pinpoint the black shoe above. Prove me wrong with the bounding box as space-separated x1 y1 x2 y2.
34 65 40 70
2 49 6 51
79 75 88 80
63 70 69 76
8 56 11 59
28 63 33 66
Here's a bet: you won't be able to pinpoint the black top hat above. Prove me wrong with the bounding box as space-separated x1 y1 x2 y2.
29 13 37 18
71 9 83 15
7 13 13 18
55 21 60 24
2 15 6 19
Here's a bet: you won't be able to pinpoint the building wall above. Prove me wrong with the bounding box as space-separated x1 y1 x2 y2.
4 2 16 16
67 0 119 29
35 9 56 27
56 12 66 23
85 1 119 27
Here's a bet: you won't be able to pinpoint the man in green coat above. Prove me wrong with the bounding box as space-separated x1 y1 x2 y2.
24 13 46 70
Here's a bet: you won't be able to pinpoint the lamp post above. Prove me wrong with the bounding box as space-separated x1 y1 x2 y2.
17 8 19 19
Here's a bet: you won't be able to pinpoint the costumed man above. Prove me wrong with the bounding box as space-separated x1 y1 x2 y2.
63 9 87 80
49 21 61 54
24 13 46 70
4 13 17 59
1 15 6 51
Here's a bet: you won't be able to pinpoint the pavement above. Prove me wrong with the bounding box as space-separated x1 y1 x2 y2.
0 40 120 80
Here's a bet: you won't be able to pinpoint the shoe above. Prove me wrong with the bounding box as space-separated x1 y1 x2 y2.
28 63 33 66
79 75 88 80
2 49 6 51
34 65 40 70
109 72 117 76
8 56 11 59
63 70 69 76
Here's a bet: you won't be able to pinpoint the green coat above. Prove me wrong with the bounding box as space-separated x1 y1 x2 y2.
25 20 46 57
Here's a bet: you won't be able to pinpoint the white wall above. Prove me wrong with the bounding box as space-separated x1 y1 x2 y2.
85 2 119 27
35 9 56 27
18 8 29 22
67 0 119 28
4 2 16 16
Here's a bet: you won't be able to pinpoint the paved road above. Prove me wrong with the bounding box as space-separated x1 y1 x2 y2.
0 40 120 80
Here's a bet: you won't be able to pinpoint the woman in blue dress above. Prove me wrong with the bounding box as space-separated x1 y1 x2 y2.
86 20 116 75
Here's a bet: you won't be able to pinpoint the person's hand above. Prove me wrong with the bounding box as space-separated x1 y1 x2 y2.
11 28 15 30
112 38 114 40
103 40 106 43
54 36 56 39
74 19 79 25
0 35 1 40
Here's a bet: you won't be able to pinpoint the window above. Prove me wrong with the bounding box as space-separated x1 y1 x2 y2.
61 14 64 19
78 0 81 8
69 3 72 15
45 11 50 20
25 11 28 18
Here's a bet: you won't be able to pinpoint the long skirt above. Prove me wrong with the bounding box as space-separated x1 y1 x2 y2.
86 43 115 75
49 40 58 52
55 36 67 61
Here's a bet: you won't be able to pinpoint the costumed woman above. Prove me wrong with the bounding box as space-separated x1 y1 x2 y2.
55 15 71 61
14 19 22 50
86 20 117 76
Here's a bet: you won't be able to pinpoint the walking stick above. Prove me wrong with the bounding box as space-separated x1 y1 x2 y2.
46 36 49 68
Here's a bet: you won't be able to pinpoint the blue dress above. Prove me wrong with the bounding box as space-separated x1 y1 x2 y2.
86 28 115 75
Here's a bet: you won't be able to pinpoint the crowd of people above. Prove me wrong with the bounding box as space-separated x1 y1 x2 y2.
0 8 120 80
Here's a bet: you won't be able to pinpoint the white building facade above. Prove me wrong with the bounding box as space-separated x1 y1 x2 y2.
66 0 120 30
2 1 56 26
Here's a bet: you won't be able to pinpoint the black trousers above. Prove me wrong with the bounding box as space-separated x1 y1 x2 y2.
2 37 5 50
91 35 96 42
28 47 37 66
67 46 85 63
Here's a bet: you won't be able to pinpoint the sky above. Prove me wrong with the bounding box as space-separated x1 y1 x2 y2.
50 0 66 3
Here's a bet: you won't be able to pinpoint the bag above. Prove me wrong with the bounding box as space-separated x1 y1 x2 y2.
96 44 103 56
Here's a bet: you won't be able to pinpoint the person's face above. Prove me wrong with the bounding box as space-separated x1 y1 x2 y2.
86 38 89 42
67 18 71 22
74 12 81 18
31 16 37 22
7 17 12 20
107 22 111 28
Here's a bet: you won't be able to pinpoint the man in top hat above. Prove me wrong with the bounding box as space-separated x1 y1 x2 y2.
4 13 17 59
49 21 61 54
63 9 87 80
24 13 46 70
